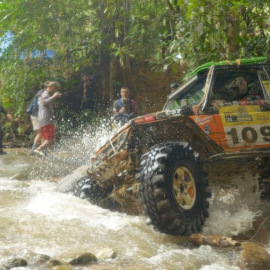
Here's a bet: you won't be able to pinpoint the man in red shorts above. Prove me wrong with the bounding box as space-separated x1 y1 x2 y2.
34 81 61 156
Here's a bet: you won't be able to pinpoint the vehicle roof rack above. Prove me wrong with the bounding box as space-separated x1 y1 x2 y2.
189 57 267 78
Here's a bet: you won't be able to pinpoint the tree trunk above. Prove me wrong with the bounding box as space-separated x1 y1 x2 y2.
226 9 240 59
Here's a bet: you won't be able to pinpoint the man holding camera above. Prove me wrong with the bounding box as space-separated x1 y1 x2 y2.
112 87 137 128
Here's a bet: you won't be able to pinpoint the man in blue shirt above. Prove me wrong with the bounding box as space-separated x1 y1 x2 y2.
112 87 137 128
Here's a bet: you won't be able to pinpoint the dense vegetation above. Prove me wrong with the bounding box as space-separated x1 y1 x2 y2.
0 0 269 140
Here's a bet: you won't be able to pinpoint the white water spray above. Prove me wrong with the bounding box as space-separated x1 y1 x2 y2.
203 173 263 236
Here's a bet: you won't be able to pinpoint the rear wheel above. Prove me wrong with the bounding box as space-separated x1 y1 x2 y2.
73 176 111 205
137 141 210 236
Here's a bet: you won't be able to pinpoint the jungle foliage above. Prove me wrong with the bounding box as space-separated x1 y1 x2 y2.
0 0 269 118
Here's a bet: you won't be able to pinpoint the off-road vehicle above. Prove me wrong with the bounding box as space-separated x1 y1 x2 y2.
73 58 270 236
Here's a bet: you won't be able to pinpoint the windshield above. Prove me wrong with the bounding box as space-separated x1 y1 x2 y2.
165 77 206 110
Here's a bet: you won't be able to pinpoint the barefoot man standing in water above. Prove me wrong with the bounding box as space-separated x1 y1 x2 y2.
34 81 61 156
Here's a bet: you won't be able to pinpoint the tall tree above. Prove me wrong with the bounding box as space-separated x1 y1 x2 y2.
0 0 269 117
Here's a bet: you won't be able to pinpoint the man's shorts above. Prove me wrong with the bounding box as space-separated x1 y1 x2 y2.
41 124 56 141
30 115 40 131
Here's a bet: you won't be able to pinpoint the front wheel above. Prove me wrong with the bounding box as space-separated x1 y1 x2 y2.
137 141 210 236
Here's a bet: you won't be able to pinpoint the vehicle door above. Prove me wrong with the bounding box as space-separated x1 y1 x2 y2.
177 67 221 144
210 67 270 152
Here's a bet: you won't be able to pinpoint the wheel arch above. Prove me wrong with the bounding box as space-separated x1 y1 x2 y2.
128 116 222 162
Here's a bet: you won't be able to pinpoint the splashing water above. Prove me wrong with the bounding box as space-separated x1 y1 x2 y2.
28 117 115 180
0 177 244 270
203 173 263 236
1 117 270 269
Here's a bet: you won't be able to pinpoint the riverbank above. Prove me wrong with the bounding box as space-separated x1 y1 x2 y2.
3 139 32 149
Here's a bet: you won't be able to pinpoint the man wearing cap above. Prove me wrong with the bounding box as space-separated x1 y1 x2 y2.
34 81 61 156
169 83 179 94
167 83 180 109
28 81 50 155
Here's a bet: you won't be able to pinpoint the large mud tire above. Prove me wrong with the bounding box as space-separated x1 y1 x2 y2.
73 176 111 205
137 141 210 236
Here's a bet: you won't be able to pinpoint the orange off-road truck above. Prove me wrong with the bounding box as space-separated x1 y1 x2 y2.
73 58 270 236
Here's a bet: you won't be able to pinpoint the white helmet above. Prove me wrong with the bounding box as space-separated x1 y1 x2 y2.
225 76 248 96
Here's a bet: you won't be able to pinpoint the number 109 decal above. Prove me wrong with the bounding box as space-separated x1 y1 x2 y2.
225 125 270 147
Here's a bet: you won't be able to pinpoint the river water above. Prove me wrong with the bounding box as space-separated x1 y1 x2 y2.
0 124 269 269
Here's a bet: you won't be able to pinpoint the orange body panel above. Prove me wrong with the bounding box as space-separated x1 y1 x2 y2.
190 105 270 152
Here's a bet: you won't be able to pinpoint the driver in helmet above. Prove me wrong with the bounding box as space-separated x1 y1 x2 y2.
169 83 179 93
225 76 248 100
